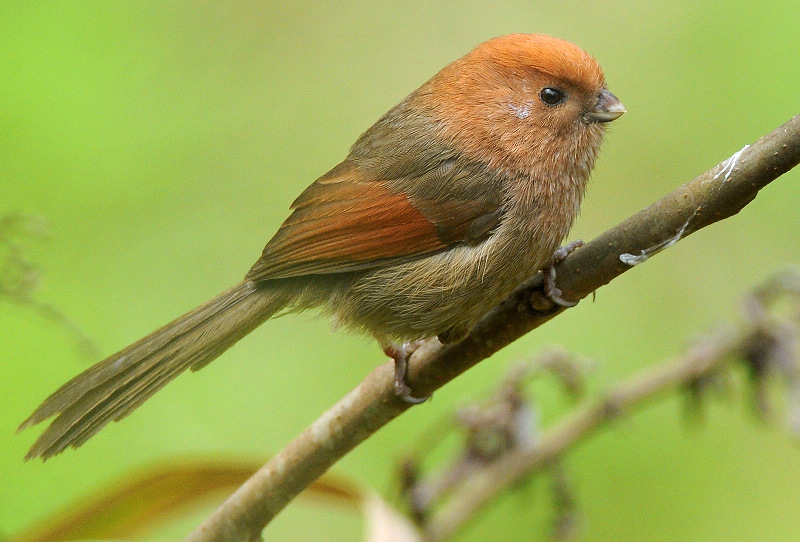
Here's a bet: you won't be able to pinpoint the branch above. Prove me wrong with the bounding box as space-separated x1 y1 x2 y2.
424 327 741 540
184 114 800 542
421 268 800 540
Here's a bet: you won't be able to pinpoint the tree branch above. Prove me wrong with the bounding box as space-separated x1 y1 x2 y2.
423 327 741 541
184 114 800 542
421 267 800 540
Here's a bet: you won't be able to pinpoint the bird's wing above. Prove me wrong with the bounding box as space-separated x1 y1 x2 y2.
245 159 503 281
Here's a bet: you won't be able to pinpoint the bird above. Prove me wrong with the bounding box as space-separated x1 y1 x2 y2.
19 33 625 460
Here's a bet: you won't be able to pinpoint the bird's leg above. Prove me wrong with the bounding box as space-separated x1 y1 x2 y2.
384 341 429 404
542 240 584 307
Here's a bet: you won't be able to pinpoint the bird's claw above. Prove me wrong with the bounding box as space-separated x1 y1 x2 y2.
543 240 583 307
385 341 430 404
394 379 429 404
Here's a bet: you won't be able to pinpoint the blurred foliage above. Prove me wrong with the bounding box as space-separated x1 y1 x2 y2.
10 459 268 542
2 1 799 541
0 214 97 358
9 458 365 542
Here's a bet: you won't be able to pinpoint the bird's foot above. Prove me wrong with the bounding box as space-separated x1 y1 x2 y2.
384 341 429 404
543 240 583 307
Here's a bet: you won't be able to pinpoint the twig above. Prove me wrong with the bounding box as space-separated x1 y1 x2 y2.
423 327 742 541
0 214 97 357
423 264 800 542
411 266 800 540
184 115 800 542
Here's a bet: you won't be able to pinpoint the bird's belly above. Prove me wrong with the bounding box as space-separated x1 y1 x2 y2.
329 239 551 344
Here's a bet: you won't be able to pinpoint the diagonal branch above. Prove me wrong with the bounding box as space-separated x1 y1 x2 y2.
184 114 800 542
422 267 800 541
423 327 742 541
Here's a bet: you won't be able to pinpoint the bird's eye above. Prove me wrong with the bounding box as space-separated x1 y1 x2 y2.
539 87 567 106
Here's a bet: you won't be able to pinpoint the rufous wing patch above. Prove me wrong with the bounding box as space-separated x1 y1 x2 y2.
245 162 502 281
246 174 445 280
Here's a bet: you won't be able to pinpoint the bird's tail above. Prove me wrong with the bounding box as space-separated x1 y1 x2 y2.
19 281 289 460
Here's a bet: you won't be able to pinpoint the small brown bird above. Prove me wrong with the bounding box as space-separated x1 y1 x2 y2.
20 33 624 460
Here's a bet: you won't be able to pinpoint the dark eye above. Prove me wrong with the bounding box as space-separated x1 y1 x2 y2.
539 87 567 106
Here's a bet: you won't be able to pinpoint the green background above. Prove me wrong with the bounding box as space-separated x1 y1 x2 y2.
2 1 800 540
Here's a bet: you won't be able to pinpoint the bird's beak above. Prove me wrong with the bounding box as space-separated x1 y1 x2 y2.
585 89 626 123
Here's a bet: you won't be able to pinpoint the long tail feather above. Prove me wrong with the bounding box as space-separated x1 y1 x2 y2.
19 281 289 460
